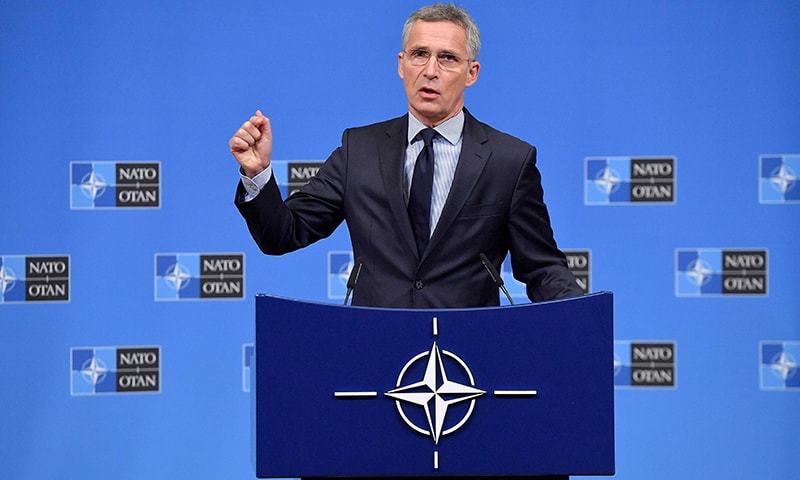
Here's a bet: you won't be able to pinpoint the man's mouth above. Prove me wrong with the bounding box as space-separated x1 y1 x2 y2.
418 86 440 98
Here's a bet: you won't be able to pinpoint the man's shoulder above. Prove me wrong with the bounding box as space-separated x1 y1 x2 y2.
466 111 536 156
344 114 407 139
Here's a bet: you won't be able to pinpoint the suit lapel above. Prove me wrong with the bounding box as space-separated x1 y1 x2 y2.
420 110 490 265
378 114 419 261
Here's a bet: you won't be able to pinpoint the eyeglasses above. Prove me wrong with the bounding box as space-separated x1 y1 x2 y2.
404 48 469 70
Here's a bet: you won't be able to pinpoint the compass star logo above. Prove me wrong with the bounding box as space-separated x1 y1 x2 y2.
0 265 16 294
386 342 485 444
164 263 191 291
769 165 797 193
685 258 713 286
80 171 107 200
333 315 539 469
770 351 797 381
81 356 108 386
760 341 800 390
594 166 621 195
164 263 192 290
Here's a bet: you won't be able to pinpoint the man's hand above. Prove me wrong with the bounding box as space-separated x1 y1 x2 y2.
229 110 272 178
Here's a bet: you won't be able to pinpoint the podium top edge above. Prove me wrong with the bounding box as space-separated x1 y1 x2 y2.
254 291 612 312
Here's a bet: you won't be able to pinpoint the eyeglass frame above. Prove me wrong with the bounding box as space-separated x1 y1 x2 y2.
402 47 473 70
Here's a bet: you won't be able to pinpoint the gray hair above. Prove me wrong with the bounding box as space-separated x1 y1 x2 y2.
401 3 481 60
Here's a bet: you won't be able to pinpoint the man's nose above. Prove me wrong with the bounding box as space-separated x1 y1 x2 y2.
423 56 439 78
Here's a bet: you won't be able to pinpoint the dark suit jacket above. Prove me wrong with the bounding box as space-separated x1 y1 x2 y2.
236 110 581 307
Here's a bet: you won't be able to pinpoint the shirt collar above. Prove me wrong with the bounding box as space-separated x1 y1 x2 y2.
407 109 465 146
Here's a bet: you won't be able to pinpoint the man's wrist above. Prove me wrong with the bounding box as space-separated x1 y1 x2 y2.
243 164 269 178
239 164 273 201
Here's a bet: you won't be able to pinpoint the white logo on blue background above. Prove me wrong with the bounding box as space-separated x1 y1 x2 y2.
675 248 767 297
327 251 354 299
0 255 70 304
333 316 539 468
155 253 245 301
614 341 676 388
243 343 254 393
585 156 676 205
759 154 799 204
70 161 161 209
164 263 192 291
586 159 630 204
593 165 622 195
70 346 161 396
80 171 107 201
385 342 485 444
71 162 114 208
676 250 722 296
156 254 201 300
760 341 799 390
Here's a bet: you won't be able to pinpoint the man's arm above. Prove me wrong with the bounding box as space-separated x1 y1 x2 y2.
508 146 583 302
230 111 347 254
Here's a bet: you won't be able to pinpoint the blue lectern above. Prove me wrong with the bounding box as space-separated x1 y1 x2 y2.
254 293 614 478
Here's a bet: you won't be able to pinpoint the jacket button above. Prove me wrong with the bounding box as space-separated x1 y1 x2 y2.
414 280 424 290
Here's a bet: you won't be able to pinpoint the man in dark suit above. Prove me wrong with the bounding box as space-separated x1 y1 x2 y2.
230 4 581 308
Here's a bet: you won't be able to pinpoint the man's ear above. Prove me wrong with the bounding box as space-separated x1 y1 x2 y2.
397 52 405 80
465 60 480 87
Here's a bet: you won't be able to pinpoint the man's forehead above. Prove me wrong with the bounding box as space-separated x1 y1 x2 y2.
405 20 468 50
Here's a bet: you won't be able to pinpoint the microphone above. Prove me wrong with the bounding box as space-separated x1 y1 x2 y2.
480 253 514 305
343 260 363 305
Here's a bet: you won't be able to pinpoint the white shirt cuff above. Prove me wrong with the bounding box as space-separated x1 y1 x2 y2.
240 165 272 202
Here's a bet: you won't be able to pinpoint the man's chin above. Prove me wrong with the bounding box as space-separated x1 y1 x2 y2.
410 106 446 124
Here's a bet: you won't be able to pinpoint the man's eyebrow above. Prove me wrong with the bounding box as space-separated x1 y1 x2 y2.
408 46 460 55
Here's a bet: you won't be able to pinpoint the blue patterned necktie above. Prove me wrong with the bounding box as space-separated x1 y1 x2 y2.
408 128 436 256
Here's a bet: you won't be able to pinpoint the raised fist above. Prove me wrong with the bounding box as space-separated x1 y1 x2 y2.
229 110 272 178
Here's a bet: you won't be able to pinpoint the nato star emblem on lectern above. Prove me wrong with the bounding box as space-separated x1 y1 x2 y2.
334 316 538 469
386 341 485 445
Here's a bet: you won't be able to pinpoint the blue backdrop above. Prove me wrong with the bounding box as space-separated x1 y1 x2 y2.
1 1 798 479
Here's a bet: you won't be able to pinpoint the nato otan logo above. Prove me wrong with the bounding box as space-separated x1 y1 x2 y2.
70 346 160 395
328 250 354 300
501 250 590 301
614 341 676 388
0 255 69 304
271 160 323 197
70 161 161 209
585 156 676 204
759 154 799 204
155 253 245 301
676 248 767 297
760 341 799 391
243 343 254 393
